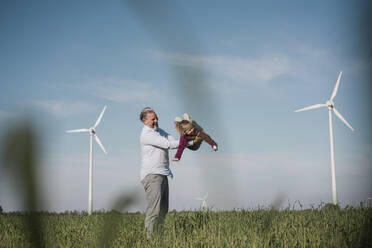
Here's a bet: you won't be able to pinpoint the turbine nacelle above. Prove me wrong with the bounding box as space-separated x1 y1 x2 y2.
89 128 96 135
326 100 334 109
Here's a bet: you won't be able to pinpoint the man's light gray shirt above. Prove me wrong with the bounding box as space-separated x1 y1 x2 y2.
140 125 179 181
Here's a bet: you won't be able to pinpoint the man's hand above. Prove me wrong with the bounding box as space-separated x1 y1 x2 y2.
212 145 218 151
172 157 180 162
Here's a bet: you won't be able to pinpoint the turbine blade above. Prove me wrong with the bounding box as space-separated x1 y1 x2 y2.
66 128 90 133
333 108 354 131
195 197 203 201
93 105 107 128
94 135 107 154
330 71 342 101
295 104 327 112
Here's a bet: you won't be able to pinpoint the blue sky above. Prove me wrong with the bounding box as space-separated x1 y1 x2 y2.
0 0 371 212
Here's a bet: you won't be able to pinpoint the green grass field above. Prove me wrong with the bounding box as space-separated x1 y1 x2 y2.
0 205 371 248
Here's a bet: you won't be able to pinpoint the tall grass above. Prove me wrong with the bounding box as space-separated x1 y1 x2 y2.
0 206 371 248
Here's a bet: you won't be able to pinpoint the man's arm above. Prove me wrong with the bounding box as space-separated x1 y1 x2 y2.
166 134 180 149
141 131 178 149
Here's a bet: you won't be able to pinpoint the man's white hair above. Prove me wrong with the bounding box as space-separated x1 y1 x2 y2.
140 107 155 122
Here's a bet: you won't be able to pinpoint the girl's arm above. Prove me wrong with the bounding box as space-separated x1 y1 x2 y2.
197 130 218 149
173 135 188 160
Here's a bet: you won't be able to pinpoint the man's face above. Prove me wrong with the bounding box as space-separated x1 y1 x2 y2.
143 112 159 130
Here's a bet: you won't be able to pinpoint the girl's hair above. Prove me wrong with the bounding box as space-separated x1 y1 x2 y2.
175 120 194 135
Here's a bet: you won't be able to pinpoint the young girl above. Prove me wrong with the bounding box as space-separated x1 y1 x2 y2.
173 114 218 161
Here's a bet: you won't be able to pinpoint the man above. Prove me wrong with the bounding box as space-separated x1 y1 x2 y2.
139 107 179 238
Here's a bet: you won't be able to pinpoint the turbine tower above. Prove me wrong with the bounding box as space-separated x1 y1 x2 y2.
195 193 208 210
66 105 108 215
295 71 354 205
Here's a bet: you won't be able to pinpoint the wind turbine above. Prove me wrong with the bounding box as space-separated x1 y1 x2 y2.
66 105 108 215
295 71 354 205
195 193 208 210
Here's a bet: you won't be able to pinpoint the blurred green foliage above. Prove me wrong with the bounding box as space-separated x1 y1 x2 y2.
0 121 138 248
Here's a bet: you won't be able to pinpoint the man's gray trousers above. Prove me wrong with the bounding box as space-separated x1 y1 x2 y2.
141 174 169 238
